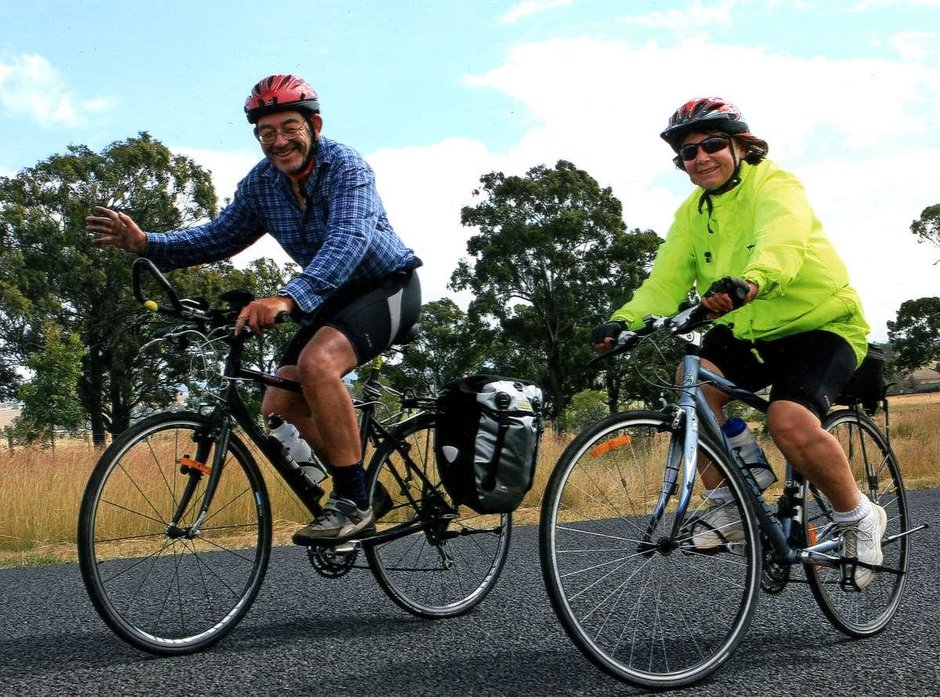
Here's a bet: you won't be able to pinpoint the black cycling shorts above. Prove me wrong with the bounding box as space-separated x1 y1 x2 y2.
700 325 857 420
279 269 421 369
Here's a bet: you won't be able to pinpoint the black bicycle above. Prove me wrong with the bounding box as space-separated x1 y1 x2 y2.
539 302 928 689
78 258 511 655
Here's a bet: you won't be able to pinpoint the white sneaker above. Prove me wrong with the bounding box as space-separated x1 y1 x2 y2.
839 503 887 590
691 501 744 550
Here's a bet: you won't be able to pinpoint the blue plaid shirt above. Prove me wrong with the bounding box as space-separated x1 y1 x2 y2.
144 137 420 313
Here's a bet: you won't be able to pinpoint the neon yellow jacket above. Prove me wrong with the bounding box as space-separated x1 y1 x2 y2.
611 159 869 365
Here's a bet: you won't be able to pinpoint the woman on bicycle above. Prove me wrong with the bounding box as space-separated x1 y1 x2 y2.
592 97 886 589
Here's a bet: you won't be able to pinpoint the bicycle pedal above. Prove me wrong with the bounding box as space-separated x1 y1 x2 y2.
333 540 359 554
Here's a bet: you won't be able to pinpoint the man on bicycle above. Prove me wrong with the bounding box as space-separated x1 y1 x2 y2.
86 74 422 544
592 97 886 590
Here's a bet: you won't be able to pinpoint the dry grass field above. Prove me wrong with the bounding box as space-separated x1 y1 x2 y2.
1 392 936 567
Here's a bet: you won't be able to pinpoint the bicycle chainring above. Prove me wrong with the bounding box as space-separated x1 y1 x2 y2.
760 542 790 594
307 545 359 578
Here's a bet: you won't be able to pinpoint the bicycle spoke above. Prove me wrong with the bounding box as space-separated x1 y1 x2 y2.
79 414 271 655
540 412 761 689
365 414 510 618
804 409 909 636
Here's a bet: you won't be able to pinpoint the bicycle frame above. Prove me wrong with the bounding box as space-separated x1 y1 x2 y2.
167 330 451 551
655 328 846 568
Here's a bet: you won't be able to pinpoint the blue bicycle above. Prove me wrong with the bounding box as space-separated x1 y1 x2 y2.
539 302 927 689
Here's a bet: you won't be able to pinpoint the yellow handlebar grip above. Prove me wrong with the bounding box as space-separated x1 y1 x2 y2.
143 300 159 312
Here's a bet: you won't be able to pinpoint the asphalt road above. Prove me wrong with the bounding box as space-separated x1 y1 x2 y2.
2 490 939 696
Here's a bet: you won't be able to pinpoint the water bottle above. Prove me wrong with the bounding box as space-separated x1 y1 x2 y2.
721 417 776 490
267 414 329 485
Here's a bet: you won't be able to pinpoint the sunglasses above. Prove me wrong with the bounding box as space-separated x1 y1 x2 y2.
679 136 730 161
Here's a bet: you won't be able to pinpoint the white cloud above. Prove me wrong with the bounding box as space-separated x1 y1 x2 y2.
621 0 739 31
175 146 259 205
889 31 940 63
176 31 940 341
454 34 939 338
0 54 116 126
369 137 501 306
502 0 574 24
799 149 940 341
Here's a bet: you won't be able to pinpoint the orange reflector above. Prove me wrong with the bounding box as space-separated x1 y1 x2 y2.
807 524 818 545
590 434 632 457
178 456 210 474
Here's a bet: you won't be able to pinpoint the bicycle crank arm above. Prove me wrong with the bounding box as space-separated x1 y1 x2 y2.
304 520 435 550
797 549 840 567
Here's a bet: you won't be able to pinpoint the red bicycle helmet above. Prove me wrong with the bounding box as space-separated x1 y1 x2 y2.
244 74 320 124
660 97 749 152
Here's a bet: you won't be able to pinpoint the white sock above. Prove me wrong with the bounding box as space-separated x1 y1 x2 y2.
832 492 871 525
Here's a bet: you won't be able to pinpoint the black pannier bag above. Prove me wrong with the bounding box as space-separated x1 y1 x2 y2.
434 375 543 514
836 344 887 414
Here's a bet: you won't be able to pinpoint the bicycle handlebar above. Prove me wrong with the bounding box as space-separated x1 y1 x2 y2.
131 258 293 337
591 302 712 364
132 258 184 314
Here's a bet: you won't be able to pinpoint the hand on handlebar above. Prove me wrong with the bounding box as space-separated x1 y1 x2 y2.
701 276 757 318
235 296 296 335
591 320 631 353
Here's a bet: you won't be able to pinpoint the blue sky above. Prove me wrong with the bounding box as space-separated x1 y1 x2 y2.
2 0 939 340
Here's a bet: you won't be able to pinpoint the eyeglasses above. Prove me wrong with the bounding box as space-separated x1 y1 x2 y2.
679 136 730 161
256 124 306 145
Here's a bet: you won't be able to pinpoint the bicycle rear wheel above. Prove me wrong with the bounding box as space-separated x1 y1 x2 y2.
803 408 909 636
78 412 272 655
540 410 761 689
364 413 511 618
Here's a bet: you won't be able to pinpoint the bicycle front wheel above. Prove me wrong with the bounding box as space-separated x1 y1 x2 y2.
364 413 511 618
78 412 272 655
540 410 762 689
803 408 909 636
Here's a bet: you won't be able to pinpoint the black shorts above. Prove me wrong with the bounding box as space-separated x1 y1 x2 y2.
279 269 421 369
700 325 858 420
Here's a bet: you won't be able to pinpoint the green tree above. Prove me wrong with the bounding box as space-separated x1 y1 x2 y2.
137 257 299 423
454 160 661 420
911 203 940 264
392 298 490 393
15 321 85 446
559 389 608 432
0 133 217 445
887 297 940 374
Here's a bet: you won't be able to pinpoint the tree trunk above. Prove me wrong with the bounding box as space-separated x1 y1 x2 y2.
109 372 132 435
79 347 108 447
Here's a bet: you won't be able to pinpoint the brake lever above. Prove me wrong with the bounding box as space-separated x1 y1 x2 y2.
588 330 639 365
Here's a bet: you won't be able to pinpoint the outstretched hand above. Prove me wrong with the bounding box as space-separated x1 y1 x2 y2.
86 206 147 254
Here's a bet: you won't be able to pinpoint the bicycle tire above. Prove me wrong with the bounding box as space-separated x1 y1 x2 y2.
364 413 511 618
78 412 272 655
539 410 762 689
802 408 909 636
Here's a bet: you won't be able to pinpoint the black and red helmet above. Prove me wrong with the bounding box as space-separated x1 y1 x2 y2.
660 97 749 152
244 74 320 124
